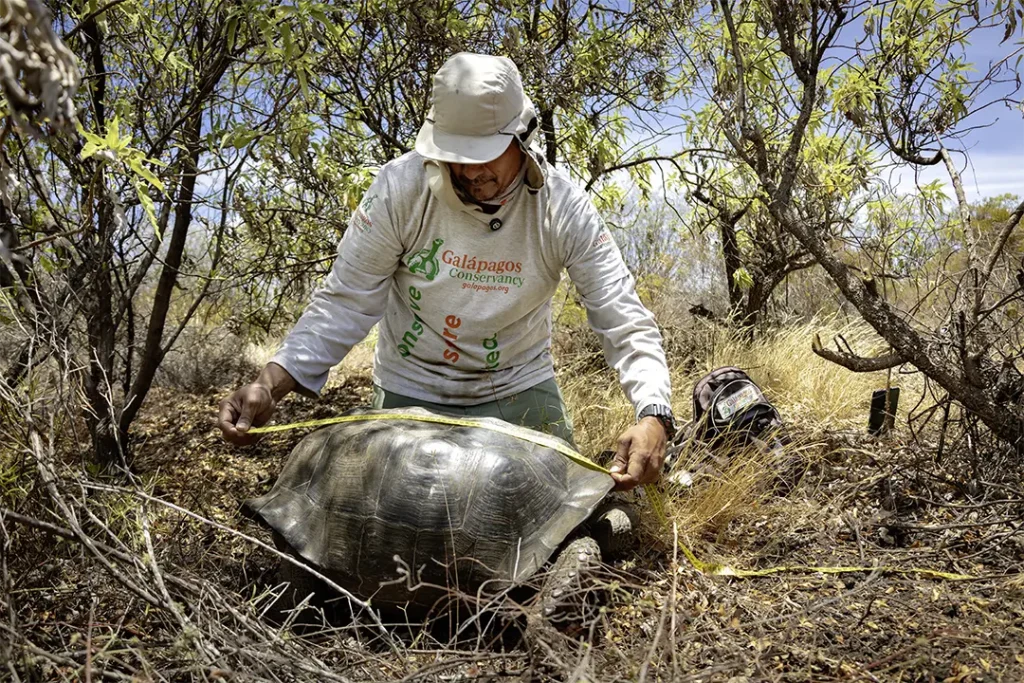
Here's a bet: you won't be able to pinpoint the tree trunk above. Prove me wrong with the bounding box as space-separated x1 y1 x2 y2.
774 201 1024 448
117 18 233 438
539 106 557 165
79 15 123 468
83 181 122 469
741 278 763 329
718 209 743 314
117 115 201 435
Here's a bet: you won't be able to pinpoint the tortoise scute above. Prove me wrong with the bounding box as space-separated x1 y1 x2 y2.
246 408 612 605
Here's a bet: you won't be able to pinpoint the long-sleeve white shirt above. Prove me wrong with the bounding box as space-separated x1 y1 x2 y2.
271 150 671 419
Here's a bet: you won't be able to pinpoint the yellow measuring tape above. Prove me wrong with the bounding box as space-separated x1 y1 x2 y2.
247 413 973 582
248 411 609 474
677 543 975 581
248 411 670 523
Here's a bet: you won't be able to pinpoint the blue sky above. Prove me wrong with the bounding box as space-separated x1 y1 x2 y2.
899 27 1023 202
601 8 1022 206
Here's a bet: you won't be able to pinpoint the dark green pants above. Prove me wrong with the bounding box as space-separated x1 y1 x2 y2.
371 377 575 445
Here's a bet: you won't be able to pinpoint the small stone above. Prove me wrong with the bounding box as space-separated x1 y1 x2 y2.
552 588 563 598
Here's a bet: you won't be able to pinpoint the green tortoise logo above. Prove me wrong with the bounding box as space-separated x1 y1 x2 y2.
359 192 377 213
408 238 444 281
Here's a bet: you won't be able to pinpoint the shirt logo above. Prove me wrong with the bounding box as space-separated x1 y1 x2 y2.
441 249 526 293
352 193 377 233
359 193 377 213
407 238 444 281
591 229 612 249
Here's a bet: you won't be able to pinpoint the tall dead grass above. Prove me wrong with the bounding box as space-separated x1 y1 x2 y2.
688 314 910 428
558 314 915 540
562 314 905 446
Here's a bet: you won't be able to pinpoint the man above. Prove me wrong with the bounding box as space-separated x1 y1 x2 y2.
218 52 675 491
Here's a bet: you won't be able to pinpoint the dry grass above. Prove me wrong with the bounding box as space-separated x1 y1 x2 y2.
678 315 911 427
665 444 779 535
557 316 915 542
6 315 1023 681
562 315 908 439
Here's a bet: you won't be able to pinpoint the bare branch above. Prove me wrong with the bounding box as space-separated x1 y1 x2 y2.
812 333 904 372
981 198 1024 286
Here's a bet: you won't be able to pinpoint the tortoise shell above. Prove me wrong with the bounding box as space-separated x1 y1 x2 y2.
245 407 613 605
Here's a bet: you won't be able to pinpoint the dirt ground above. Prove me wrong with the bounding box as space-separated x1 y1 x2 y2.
8 375 1024 682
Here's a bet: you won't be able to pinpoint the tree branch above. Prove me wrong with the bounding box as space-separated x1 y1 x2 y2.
873 88 941 165
812 334 904 372
584 152 692 191
981 197 1024 286
64 0 133 41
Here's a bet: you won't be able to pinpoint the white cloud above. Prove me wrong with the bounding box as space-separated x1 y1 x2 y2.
888 151 1024 203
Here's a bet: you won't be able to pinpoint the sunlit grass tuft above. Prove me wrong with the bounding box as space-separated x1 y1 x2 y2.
683 314 907 429
558 315 916 538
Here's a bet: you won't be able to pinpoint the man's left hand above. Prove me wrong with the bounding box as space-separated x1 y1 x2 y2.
609 417 667 491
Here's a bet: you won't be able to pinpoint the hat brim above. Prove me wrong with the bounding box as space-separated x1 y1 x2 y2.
415 121 514 164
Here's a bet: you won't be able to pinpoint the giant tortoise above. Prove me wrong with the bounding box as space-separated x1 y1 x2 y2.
244 407 636 623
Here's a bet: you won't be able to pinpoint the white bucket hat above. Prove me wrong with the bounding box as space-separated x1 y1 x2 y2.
416 52 539 164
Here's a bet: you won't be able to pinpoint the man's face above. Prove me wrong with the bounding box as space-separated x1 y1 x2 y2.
449 140 524 202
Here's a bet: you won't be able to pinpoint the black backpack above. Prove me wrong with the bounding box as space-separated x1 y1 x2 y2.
664 367 800 492
683 366 789 451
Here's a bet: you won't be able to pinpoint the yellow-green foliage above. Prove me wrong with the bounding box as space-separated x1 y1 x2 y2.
550 277 590 329
0 450 31 507
90 490 146 552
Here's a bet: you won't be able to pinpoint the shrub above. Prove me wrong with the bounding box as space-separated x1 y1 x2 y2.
155 325 260 394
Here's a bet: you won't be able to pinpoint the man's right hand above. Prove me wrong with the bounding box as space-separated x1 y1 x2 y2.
217 363 296 445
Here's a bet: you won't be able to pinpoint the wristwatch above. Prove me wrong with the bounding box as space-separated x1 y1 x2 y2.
638 404 677 441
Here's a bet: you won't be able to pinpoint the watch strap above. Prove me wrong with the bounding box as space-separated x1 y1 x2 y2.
638 404 676 440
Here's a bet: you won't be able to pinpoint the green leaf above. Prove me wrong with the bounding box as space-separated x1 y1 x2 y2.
105 116 120 150
226 15 239 49
80 140 104 159
136 180 161 238
257 15 274 52
128 157 164 191
310 7 338 39
231 129 259 150
733 267 754 291
80 129 105 146
281 21 294 59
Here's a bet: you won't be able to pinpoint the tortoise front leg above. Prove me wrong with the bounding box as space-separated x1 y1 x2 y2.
536 535 602 630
